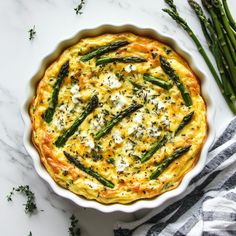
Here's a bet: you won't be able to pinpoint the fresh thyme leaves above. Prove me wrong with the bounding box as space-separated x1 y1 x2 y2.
74 0 85 15
28 26 36 40
7 185 37 215
28 232 33 236
69 214 81 236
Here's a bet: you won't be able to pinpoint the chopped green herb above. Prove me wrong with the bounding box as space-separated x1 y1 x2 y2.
107 157 115 164
7 185 37 215
28 232 33 236
28 26 36 40
74 0 85 15
69 214 81 236
91 150 103 161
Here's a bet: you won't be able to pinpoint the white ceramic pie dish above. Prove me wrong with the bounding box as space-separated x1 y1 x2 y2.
21 24 215 213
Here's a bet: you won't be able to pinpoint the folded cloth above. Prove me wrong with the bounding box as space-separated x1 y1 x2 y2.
114 117 236 236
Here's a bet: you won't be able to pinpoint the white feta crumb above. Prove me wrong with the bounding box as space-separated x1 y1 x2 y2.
110 93 127 109
124 142 133 150
54 118 64 130
128 124 138 135
72 94 81 104
104 74 121 89
113 130 123 144
157 101 166 110
124 64 136 73
70 85 80 94
134 112 143 123
116 157 129 172
162 116 170 126
147 127 161 138
92 120 99 128
85 138 95 149
59 104 67 112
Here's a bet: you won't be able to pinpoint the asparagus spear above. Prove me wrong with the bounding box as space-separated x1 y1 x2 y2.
143 73 173 90
202 0 236 88
55 95 99 147
163 0 236 114
95 104 143 140
43 60 69 123
159 55 192 106
150 145 191 179
96 56 147 66
222 0 236 31
188 0 236 100
64 151 114 188
175 111 194 136
80 40 129 62
140 134 168 163
212 0 236 50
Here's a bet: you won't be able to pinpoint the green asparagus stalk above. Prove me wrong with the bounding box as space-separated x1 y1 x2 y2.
202 0 236 88
143 73 173 90
96 56 147 66
64 151 114 188
150 145 191 179
188 0 235 100
80 41 129 62
159 55 192 106
175 111 194 136
95 104 143 140
212 0 236 50
163 0 236 114
222 0 236 31
140 134 168 163
43 60 69 123
55 95 99 147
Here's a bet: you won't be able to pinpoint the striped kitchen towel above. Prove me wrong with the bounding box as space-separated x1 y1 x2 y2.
114 117 236 236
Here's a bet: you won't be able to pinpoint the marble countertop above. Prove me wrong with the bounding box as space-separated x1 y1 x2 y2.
0 0 235 235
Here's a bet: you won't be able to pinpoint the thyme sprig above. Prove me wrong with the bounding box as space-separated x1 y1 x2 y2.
74 0 85 15
28 26 36 40
69 214 81 236
7 185 37 215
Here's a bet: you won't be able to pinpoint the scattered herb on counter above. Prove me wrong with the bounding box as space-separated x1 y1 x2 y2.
69 214 81 236
7 185 37 215
28 26 36 40
74 0 85 15
28 232 33 236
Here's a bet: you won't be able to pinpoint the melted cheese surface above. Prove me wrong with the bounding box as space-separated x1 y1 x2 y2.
30 33 207 204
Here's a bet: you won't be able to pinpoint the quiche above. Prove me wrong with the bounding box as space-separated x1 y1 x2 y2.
30 33 207 204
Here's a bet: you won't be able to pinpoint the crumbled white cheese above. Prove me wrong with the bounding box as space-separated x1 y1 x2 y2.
124 64 137 73
70 85 80 94
161 116 170 126
133 112 143 123
92 120 99 128
116 157 129 172
157 101 166 110
54 118 64 130
124 141 133 150
59 104 68 112
85 138 95 149
104 74 121 89
110 93 128 109
72 94 81 104
147 127 161 138
128 124 138 135
112 130 123 144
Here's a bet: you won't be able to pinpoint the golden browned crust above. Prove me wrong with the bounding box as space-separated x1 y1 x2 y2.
30 33 207 204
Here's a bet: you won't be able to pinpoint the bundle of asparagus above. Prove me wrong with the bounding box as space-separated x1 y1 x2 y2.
163 0 236 114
